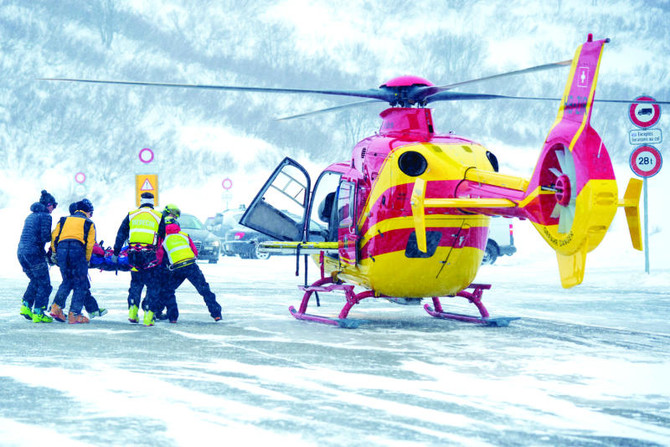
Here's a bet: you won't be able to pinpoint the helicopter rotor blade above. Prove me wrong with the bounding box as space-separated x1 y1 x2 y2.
37 77 397 102
277 99 385 121
418 59 573 98
425 91 562 104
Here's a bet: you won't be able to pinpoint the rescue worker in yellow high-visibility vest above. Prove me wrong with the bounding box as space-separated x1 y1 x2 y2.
112 192 165 323
148 216 222 325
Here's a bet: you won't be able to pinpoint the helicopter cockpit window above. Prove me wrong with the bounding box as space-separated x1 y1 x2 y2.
308 171 341 242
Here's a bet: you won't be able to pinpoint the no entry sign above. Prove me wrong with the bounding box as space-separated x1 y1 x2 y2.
629 145 662 178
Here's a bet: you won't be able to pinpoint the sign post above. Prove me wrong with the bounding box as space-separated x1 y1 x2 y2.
628 96 663 274
136 148 159 207
222 177 233 209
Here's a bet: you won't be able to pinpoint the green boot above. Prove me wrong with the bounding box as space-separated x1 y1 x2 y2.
32 307 53 323
143 310 155 327
19 301 33 320
128 305 139 323
89 308 108 319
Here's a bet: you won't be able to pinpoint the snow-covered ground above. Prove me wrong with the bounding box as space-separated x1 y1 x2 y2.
1 243 669 446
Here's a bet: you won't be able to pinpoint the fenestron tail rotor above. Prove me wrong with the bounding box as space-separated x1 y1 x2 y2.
549 148 577 234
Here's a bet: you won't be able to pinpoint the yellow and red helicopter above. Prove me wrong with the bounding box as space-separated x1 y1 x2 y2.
43 34 658 328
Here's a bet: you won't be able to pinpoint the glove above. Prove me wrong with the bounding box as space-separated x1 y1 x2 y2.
111 255 119 264
50 251 58 266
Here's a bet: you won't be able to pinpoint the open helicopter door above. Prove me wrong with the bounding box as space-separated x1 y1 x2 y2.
239 157 310 242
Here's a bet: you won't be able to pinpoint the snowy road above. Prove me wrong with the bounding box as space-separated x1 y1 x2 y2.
1 257 669 446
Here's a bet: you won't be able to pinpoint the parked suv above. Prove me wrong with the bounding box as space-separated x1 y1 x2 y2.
482 217 516 264
179 213 221 263
206 207 272 259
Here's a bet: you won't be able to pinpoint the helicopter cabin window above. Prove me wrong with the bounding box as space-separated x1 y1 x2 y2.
308 171 341 242
337 181 356 229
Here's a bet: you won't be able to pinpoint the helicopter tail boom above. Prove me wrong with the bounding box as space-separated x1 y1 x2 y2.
518 35 641 288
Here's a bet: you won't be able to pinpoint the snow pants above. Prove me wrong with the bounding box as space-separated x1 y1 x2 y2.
52 276 102 314
155 263 221 322
53 240 90 315
127 267 161 310
17 252 52 310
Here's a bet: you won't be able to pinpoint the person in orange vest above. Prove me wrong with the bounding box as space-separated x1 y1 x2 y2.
48 201 107 322
112 192 165 323
147 216 222 325
50 198 96 324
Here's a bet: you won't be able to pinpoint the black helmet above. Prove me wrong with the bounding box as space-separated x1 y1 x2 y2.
77 198 94 213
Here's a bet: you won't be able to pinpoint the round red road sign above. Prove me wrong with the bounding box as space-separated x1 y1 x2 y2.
74 172 86 184
629 96 661 128
222 178 233 190
139 148 154 164
630 145 662 178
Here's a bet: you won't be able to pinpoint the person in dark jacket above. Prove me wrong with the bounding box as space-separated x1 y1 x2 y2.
17 190 58 323
48 202 108 322
50 198 96 324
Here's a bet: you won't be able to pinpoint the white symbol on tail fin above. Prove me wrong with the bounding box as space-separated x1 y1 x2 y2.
578 67 589 88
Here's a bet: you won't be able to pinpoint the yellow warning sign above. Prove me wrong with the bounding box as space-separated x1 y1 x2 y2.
135 174 159 207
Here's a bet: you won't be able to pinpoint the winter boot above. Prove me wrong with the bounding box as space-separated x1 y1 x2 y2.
32 307 53 323
88 308 108 319
143 310 155 327
68 312 90 324
212 313 222 322
19 301 33 320
128 305 139 323
49 303 66 322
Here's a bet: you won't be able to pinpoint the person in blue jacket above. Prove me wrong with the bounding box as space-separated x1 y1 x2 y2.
17 190 58 323
48 202 107 322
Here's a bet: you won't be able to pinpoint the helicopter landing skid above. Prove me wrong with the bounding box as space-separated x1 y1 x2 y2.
291 277 373 329
424 283 519 327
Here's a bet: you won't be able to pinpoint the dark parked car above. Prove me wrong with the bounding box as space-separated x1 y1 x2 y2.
179 213 221 263
206 208 245 242
206 207 272 259
223 224 273 259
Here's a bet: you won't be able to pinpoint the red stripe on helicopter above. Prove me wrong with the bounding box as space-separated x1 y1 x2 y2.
359 225 488 260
